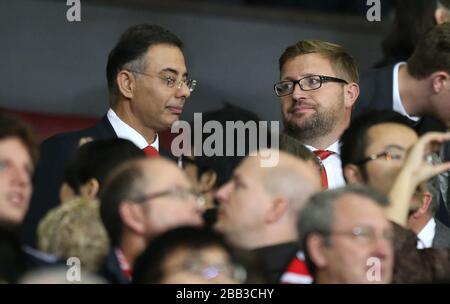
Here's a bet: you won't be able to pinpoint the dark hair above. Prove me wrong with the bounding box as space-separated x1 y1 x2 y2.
132 226 238 283
99 160 147 247
378 0 439 67
186 103 264 188
278 40 359 84
0 112 39 166
64 138 145 195
106 24 183 107
340 110 415 180
407 23 450 79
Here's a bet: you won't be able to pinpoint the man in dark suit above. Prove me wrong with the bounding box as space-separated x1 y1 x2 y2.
355 23 450 135
21 24 197 247
354 23 450 226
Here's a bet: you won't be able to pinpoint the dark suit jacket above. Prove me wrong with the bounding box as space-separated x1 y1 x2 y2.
98 249 131 284
21 116 116 247
355 65 450 227
355 65 446 135
433 219 450 249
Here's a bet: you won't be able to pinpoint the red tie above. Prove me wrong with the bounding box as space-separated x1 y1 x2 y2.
313 150 333 190
143 146 160 157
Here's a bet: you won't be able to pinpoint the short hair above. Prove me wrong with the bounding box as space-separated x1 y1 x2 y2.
407 23 450 79
298 185 389 275
106 24 183 107
340 110 415 178
0 112 39 166
37 198 109 273
132 226 239 283
278 40 359 84
279 133 321 168
99 159 147 247
64 138 145 195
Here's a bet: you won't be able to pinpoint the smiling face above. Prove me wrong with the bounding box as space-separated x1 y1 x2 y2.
280 53 354 142
0 137 33 228
129 44 191 132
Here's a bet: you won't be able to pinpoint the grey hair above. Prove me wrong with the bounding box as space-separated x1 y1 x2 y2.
298 184 389 275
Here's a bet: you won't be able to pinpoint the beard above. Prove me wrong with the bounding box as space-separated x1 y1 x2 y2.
283 105 338 142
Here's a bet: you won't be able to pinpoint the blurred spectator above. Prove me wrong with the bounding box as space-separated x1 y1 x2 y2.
60 138 145 203
376 0 450 67
99 157 205 283
37 198 109 273
215 149 321 283
182 103 266 228
133 226 248 284
299 185 394 284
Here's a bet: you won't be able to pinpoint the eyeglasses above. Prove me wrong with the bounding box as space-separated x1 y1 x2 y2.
134 187 205 208
355 151 404 166
331 226 394 244
274 75 348 97
127 70 197 93
167 258 247 283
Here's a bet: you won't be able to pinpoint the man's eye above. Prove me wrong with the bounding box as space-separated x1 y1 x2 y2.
307 78 320 85
164 77 176 85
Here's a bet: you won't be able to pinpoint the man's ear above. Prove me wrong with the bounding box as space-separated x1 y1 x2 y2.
265 197 289 224
198 170 217 193
118 201 146 236
116 70 135 99
79 178 100 199
344 82 360 108
430 71 450 94
412 191 433 219
343 164 364 184
307 233 329 269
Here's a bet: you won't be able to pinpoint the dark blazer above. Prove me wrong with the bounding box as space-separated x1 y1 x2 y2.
98 249 131 284
20 116 117 247
433 219 450 249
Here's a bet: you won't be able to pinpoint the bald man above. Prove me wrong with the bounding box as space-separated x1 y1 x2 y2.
215 149 322 283
99 157 205 283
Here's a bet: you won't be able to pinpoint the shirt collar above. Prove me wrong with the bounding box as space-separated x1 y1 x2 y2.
392 62 420 122
417 217 436 249
304 140 340 155
107 108 159 150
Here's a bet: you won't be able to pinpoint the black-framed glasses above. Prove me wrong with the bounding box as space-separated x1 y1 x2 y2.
127 70 197 93
134 187 205 208
331 226 394 244
274 75 348 97
355 151 404 166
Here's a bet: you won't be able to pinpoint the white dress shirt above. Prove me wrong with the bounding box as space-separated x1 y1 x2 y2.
417 218 436 249
106 108 159 150
392 62 420 122
305 141 346 189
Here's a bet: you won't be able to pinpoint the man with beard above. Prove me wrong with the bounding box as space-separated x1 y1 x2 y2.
273 40 360 189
